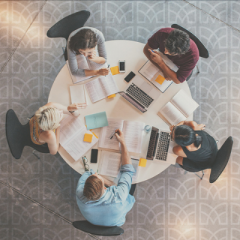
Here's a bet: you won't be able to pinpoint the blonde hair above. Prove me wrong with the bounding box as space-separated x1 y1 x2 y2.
35 106 61 131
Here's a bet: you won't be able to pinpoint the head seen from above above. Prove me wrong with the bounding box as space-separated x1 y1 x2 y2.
35 107 63 131
69 29 97 57
83 174 105 201
173 125 202 148
164 29 190 56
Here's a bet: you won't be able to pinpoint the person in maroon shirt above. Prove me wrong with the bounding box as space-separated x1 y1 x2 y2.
143 28 199 84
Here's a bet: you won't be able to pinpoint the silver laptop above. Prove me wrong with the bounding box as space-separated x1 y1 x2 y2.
119 76 159 113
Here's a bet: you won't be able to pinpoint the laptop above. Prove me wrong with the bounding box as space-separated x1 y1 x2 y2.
142 126 177 164
119 76 159 113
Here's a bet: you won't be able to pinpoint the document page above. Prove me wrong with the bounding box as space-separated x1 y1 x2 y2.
99 74 119 96
70 85 86 104
139 61 160 80
60 115 98 161
85 78 106 103
122 121 144 154
99 118 124 151
171 90 199 118
160 102 186 126
131 157 139 183
98 151 121 178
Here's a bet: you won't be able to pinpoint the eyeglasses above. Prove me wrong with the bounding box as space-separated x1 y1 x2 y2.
82 156 89 171
170 125 175 141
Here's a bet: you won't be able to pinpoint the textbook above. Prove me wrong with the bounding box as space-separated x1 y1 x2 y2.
138 51 178 93
158 90 199 126
99 118 144 154
85 74 119 103
60 115 98 161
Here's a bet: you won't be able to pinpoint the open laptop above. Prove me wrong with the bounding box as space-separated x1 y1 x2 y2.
119 76 159 113
142 126 177 164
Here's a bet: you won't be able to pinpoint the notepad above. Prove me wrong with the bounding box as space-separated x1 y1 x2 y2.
85 112 108 130
83 133 93 143
70 85 86 104
155 75 165 85
110 66 120 75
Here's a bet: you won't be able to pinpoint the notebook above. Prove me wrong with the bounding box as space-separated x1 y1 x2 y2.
70 85 86 104
85 74 119 103
60 115 98 161
138 51 178 93
85 111 108 130
99 118 145 154
158 89 199 125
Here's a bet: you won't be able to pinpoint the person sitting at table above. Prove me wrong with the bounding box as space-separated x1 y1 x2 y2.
29 102 86 155
68 27 109 77
170 121 218 171
76 129 135 227
143 28 199 84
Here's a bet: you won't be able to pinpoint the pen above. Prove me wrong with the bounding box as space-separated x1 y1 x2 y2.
105 64 110 77
110 130 116 139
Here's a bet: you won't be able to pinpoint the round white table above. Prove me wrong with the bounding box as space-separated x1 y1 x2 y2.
48 40 192 183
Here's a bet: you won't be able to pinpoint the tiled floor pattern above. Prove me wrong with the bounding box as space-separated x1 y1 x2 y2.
1 1 240 240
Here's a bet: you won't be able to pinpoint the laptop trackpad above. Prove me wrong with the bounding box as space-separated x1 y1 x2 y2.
141 82 153 94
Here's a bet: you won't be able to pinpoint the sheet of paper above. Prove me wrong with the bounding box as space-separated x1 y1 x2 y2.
122 121 144 154
99 74 119 97
60 115 98 161
70 85 86 104
131 157 139 182
139 60 160 80
171 89 199 118
98 151 121 178
85 78 106 103
99 118 124 151
160 102 186 125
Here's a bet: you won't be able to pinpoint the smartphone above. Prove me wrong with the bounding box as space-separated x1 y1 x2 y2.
119 60 125 73
124 71 136 82
90 149 98 163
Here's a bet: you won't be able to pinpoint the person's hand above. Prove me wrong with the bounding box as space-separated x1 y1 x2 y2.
88 49 97 60
149 49 163 64
115 129 125 145
67 103 87 117
97 68 110 76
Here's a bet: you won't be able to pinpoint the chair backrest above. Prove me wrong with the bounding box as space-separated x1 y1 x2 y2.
5 109 49 159
47 10 90 41
72 220 124 236
209 136 233 183
171 24 209 58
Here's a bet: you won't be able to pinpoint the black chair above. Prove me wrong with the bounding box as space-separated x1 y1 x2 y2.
47 10 90 61
171 24 209 81
179 136 233 182
72 221 124 236
6 109 49 159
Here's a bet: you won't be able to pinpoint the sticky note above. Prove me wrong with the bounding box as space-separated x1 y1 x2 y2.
139 158 147 167
84 133 93 143
108 94 116 99
155 75 165 85
110 66 120 75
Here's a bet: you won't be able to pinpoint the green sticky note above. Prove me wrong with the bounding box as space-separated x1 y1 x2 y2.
85 112 108 130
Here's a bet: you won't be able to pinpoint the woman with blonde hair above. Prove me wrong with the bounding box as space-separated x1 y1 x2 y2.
29 102 86 155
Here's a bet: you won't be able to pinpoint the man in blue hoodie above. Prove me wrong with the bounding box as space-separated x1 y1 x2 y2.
76 129 135 226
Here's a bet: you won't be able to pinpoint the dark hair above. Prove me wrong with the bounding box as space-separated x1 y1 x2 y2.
69 29 97 55
83 175 103 201
174 125 202 147
165 29 190 55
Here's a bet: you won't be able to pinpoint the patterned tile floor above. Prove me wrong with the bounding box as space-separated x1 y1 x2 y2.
0 1 240 240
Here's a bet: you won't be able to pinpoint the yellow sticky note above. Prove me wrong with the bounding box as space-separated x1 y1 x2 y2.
108 94 116 99
155 75 165 85
110 66 120 75
139 158 147 167
83 133 93 143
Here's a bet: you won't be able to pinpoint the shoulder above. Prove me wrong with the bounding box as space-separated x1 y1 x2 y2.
40 130 55 141
153 27 173 37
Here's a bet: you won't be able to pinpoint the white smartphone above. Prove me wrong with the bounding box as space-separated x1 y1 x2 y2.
119 60 125 73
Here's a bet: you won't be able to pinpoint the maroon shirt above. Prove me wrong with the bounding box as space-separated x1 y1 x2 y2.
148 28 199 83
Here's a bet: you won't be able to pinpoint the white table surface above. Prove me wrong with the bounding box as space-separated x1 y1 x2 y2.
48 40 192 183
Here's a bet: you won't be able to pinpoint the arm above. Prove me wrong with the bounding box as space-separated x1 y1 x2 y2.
39 129 59 155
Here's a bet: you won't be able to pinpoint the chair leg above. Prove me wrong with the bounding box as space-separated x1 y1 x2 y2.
194 170 204 180
196 64 200 74
32 150 40 160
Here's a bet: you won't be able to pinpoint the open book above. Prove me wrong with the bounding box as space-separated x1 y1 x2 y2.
99 118 144 154
158 90 199 125
139 51 178 93
60 115 98 161
85 74 119 103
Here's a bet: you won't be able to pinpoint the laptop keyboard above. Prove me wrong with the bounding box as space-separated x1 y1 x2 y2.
126 83 154 108
156 132 170 161
147 127 159 160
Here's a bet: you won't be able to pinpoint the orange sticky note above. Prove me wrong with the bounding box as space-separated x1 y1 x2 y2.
83 133 93 143
155 75 165 85
108 94 116 99
110 66 120 75
139 158 147 167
